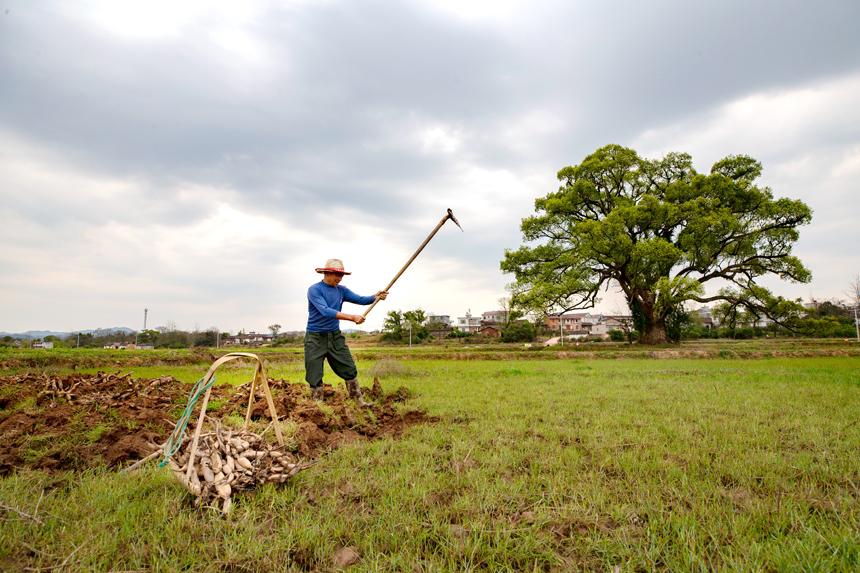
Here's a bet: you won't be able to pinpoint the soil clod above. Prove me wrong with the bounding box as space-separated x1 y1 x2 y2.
332 546 360 568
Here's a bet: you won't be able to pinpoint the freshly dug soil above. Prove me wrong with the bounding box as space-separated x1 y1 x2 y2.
0 372 433 475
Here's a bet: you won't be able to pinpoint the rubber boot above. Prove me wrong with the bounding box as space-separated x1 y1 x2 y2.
311 386 324 401
345 379 369 407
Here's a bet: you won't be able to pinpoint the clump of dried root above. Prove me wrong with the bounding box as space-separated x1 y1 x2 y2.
168 422 309 514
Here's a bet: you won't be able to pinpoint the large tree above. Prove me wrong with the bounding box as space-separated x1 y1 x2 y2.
502 144 812 344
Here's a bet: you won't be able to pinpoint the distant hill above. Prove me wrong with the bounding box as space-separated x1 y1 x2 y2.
0 327 135 340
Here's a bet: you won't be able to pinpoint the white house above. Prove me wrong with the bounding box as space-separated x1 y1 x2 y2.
455 311 482 333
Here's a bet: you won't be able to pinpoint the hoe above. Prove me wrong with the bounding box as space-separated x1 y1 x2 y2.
361 208 463 318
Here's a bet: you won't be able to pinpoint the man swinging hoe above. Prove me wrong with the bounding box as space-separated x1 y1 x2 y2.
305 209 462 405
305 258 386 405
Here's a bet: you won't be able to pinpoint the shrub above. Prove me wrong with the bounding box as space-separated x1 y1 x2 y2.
501 321 536 343
735 327 755 339
447 328 471 339
608 329 625 342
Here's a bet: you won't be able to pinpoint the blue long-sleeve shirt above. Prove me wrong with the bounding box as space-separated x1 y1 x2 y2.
306 281 376 332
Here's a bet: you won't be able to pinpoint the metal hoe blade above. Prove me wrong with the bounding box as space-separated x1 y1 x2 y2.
447 208 464 231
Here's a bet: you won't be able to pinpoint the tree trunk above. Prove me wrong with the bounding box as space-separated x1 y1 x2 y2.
641 320 668 344
637 297 668 344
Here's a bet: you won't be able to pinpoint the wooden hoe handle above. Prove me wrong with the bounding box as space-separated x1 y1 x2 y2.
362 208 462 319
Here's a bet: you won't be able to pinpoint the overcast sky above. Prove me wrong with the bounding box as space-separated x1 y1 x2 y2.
2 0 859 333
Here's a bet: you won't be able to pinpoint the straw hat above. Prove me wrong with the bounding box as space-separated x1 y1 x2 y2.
315 258 351 275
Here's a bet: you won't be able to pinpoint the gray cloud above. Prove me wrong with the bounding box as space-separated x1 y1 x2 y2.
5 2 857 191
1 0 859 330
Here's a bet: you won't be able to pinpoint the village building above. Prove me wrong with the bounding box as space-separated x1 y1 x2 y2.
545 313 585 333
427 324 453 338
478 324 502 338
581 315 607 338
425 314 452 327
425 314 453 338
481 310 509 324
455 311 482 334
546 312 633 339
693 307 716 329
602 315 634 334
221 331 274 346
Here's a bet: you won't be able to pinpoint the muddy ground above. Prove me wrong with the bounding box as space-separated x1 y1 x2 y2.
0 372 433 475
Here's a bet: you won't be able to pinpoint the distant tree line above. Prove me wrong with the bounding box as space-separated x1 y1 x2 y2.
3 293 855 350
682 298 859 340
380 308 537 344
0 326 304 349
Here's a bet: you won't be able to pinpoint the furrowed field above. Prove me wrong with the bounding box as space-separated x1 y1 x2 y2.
1 345 858 571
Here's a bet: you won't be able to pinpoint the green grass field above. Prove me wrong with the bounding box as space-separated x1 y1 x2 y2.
2 355 859 571
2 337 858 373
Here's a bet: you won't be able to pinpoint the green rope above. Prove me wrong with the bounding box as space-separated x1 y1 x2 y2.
158 374 217 468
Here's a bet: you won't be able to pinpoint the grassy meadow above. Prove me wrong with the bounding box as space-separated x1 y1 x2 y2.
1 352 859 571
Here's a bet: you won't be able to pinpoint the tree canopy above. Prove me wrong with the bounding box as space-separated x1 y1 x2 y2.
382 309 429 343
501 144 812 344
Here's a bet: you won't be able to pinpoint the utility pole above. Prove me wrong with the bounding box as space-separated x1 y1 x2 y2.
408 322 413 348
854 305 859 342
559 313 563 346
854 281 860 342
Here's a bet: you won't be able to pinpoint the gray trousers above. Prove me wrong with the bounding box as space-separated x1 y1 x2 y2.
303 331 358 388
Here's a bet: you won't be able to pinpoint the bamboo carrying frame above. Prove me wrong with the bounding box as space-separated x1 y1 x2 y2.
183 352 284 483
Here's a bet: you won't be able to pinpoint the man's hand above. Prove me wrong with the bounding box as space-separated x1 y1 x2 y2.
336 311 366 324
375 291 388 300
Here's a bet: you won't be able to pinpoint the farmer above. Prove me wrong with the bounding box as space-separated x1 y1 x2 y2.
305 258 387 404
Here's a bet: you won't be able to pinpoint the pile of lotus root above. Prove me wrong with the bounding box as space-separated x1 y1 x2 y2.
165 421 309 514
